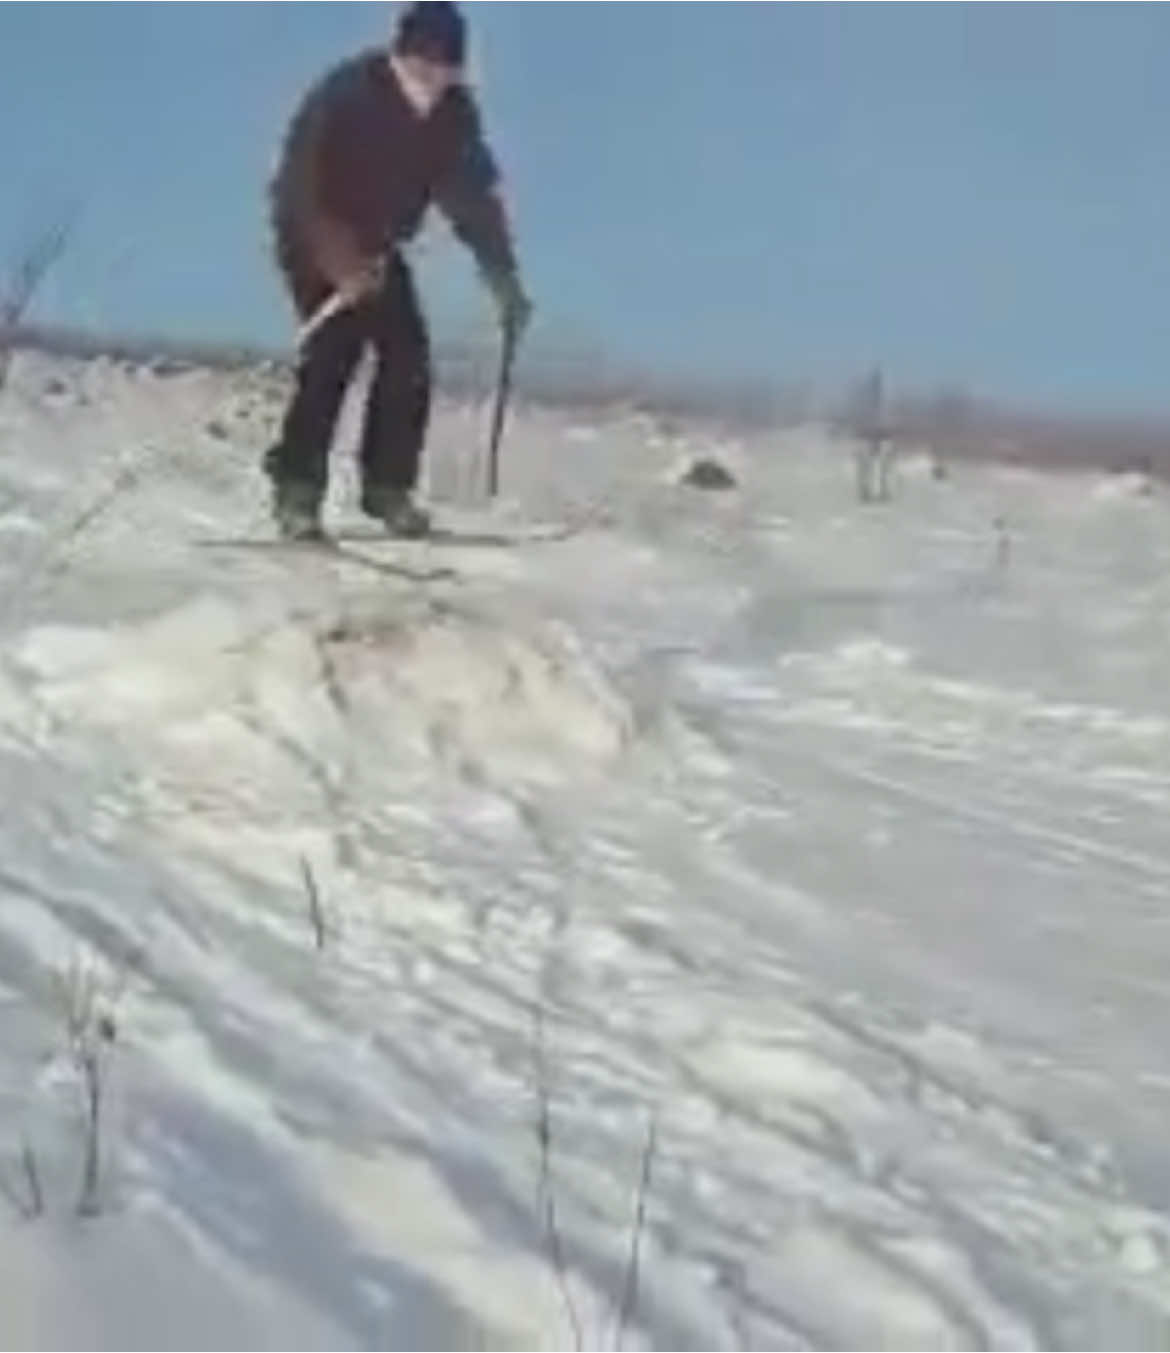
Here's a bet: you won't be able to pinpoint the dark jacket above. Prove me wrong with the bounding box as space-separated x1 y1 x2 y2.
270 50 516 309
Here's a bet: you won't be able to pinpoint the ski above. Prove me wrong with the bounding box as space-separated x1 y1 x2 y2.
332 520 579 549
194 535 458 584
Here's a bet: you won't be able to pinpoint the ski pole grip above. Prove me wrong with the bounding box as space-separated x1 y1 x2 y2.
297 291 349 347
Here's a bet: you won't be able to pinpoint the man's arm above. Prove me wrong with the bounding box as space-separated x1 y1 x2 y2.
434 94 530 329
434 134 517 278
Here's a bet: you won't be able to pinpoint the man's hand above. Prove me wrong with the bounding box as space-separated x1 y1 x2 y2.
334 255 386 304
311 216 384 303
297 253 387 347
484 268 532 338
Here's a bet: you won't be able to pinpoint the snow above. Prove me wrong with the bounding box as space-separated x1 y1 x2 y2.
2 347 1170 1348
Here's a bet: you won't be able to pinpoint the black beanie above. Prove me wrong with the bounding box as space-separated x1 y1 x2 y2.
394 2 466 68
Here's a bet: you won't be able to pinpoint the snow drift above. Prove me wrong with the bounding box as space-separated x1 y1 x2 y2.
1 349 1170 1348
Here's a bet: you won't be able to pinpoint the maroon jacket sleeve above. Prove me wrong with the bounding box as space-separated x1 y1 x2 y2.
432 90 518 279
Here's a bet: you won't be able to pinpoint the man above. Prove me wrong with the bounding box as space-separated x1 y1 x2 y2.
265 1 531 540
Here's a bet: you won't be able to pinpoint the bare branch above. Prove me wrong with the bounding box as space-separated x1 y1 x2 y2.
0 207 79 390
76 1046 104 1217
300 855 327 949
0 1139 44 1221
51 953 121 1218
5 460 146 628
614 1114 658 1351
533 1001 583 1351
21 1139 44 1219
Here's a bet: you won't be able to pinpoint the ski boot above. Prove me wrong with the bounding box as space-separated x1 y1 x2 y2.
361 485 431 539
272 478 327 543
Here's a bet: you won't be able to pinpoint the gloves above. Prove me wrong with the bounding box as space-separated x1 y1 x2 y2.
484 267 532 338
310 215 382 299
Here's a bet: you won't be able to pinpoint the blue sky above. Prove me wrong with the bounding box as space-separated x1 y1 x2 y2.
2 3 1169 414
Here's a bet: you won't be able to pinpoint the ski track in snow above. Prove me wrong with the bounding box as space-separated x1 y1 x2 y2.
1 351 1170 1347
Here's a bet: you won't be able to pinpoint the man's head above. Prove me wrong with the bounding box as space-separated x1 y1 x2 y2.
391 2 465 113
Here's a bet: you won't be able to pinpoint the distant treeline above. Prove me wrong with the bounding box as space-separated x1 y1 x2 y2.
4 320 1170 478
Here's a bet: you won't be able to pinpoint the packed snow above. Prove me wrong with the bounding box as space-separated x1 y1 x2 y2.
1 347 1170 1349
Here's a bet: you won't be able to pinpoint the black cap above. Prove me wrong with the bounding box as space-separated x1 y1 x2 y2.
394 2 466 68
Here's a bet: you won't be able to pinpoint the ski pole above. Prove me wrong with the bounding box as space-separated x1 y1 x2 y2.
297 256 389 347
297 291 349 347
487 315 519 499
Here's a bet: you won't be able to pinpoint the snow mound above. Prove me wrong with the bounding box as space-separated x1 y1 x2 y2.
14 589 632 791
320 600 633 783
8 352 1170 1347
1092 471 1155 501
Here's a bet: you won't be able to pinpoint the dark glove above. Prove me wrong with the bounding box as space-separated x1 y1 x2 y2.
484 268 532 338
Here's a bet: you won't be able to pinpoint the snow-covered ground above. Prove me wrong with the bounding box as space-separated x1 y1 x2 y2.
2 348 1170 1349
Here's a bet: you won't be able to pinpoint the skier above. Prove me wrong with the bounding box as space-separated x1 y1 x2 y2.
265 1 531 540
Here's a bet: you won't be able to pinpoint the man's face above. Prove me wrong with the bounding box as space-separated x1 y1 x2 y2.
392 52 462 115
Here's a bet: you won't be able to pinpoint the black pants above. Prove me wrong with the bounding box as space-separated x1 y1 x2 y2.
267 252 430 502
